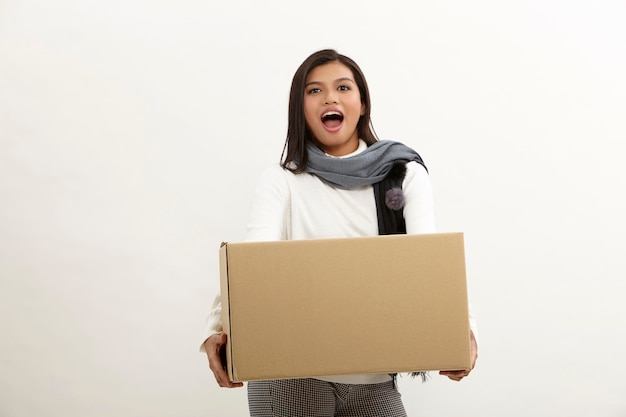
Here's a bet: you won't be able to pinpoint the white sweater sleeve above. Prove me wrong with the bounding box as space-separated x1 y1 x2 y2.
402 161 437 235
199 165 290 352
245 164 290 242
199 293 222 353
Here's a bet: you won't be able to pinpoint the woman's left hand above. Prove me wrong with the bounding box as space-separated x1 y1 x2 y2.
439 329 478 382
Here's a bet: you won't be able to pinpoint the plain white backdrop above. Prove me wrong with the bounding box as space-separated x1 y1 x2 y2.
1 0 625 416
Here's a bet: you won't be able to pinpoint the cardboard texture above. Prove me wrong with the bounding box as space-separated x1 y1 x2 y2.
220 232 471 382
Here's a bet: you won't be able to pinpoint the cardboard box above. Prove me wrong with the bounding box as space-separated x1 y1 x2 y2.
220 232 470 382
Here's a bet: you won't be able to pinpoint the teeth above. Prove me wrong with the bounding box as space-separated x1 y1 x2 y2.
322 111 342 118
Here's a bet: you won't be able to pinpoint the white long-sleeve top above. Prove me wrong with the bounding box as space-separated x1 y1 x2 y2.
201 140 478 384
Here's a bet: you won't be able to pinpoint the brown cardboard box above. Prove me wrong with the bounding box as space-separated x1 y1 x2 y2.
219 232 471 382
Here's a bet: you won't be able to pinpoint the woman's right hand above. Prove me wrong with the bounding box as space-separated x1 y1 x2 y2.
204 333 244 388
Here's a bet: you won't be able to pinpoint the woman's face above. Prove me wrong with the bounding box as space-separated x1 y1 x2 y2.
303 61 365 156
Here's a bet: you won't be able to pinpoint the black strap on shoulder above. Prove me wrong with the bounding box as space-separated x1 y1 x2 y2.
373 162 408 235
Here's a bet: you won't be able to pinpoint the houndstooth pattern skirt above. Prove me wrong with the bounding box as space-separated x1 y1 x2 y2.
248 378 407 417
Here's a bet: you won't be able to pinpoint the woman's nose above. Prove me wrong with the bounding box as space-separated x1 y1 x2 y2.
324 91 338 104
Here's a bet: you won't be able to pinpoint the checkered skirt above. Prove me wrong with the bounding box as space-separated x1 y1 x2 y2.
248 378 407 417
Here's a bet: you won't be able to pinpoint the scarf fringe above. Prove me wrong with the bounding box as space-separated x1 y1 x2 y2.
391 372 430 385
409 371 430 382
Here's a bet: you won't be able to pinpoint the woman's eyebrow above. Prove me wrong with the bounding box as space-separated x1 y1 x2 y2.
334 77 355 84
304 77 355 88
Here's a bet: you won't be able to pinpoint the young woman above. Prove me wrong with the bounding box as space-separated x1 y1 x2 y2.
201 48 479 417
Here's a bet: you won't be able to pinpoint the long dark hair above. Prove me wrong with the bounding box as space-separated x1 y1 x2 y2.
280 49 379 173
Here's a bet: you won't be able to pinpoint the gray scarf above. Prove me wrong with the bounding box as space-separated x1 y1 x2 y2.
305 140 427 189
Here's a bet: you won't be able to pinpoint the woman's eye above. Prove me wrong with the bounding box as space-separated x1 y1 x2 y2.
338 85 350 91
307 87 321 94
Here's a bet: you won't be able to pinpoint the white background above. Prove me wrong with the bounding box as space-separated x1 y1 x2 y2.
1 1 625 416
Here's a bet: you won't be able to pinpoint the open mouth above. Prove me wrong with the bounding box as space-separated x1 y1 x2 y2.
321 111 344 128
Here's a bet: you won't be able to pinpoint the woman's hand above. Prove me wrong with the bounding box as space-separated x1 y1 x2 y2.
204 333 244 388
439 329 478 382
